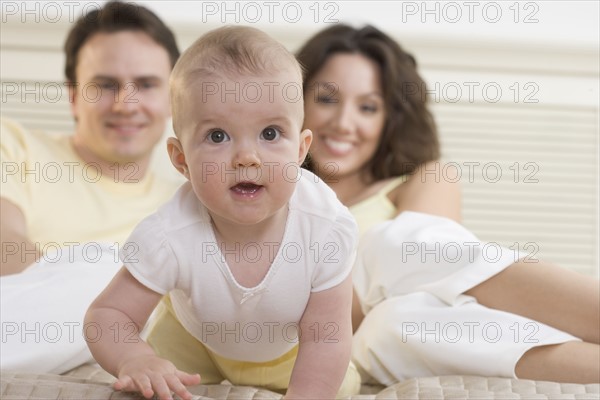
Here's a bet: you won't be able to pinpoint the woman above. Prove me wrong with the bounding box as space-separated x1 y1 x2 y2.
297 24 599 385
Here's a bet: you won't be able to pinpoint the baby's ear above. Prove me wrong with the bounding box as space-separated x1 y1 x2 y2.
167 137 189 179
298 129 313 164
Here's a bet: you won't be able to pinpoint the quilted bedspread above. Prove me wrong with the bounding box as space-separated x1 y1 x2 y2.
2 364 599 399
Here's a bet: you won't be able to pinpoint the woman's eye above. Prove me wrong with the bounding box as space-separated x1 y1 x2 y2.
208 130 229 143
316 95 337 104
261 127 280 141
361 104 378 113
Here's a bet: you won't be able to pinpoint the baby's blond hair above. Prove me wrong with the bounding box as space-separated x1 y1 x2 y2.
170 26 303 135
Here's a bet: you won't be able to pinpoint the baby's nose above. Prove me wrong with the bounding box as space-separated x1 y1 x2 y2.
233 148 261 167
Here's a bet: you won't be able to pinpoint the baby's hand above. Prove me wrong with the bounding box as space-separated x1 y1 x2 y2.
114 354 201 400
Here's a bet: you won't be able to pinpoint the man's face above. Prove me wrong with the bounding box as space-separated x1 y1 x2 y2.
70 31 172 164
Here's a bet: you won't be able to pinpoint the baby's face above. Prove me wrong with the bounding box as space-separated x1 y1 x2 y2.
170 71 312 227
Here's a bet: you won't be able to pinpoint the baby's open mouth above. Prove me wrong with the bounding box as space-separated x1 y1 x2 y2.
231 182 263 194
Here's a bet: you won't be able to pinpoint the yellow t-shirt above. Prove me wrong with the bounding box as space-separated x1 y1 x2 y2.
348 176 407 238
0 118 180 249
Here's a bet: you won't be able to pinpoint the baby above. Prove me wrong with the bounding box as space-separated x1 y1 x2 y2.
85 26 360 400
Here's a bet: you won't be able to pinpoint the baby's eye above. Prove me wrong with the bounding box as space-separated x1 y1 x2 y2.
261 127 280 141
208 130 229 143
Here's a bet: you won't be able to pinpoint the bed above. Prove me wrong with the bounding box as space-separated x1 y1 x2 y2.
2 363 599 399
2 6 599 400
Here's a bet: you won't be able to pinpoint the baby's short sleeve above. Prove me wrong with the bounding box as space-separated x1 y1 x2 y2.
311 208 359 292
121 213 179 294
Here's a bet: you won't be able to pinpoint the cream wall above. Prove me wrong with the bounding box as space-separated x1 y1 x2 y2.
1 1 598 276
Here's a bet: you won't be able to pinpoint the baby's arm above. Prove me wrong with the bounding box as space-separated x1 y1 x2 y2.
285 274 353 399
85 267 200 400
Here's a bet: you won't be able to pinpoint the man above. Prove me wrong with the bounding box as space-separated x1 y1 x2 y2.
1 1 181 372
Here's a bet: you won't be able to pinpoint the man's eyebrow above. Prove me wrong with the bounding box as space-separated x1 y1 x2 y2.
135 76 164 82
89 75 117 82
90 75 164 82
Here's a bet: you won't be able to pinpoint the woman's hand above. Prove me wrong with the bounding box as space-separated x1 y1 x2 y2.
114 354 201 400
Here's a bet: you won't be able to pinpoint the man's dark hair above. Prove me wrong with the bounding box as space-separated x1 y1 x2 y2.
64 1 180 84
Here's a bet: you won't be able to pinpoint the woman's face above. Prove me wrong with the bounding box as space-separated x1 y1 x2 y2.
303 53 386 183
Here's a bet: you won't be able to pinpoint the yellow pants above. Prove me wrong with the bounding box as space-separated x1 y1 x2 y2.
146 297 361 397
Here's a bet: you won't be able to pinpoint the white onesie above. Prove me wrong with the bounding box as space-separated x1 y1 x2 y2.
122 169 358 362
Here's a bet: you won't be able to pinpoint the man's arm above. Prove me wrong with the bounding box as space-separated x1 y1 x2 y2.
286 275 354 399
1 198 41 275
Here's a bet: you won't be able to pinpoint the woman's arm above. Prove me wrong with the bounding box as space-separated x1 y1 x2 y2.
85 267 199 400
391 160 462 223
286 275 353 399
